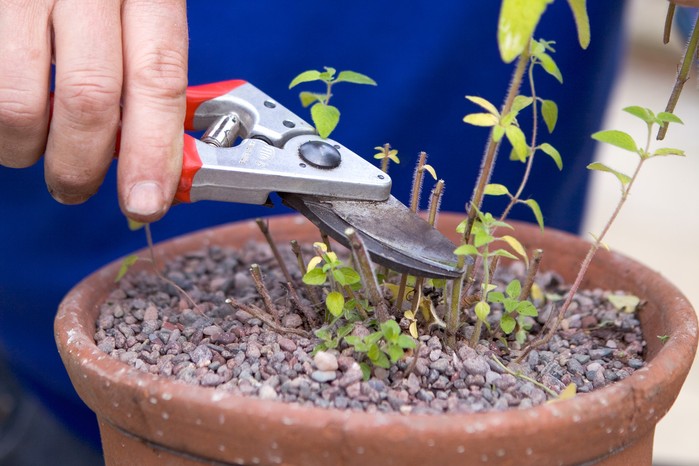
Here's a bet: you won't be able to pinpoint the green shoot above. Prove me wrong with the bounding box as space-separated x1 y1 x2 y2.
289 67 376 138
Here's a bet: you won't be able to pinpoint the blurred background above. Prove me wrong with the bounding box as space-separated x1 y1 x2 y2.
581 1 699 464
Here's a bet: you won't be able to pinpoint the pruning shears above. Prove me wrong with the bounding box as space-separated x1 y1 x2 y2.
180 80 462 278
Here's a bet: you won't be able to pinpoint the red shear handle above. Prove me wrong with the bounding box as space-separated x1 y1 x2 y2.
175 134 203 203
184 79 247 130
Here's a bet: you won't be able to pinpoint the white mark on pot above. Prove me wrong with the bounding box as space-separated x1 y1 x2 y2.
606 427 613 434
270 441 279 450
67 328 79 345
218 445 225 452
572 414 581 423
82 374 87 379
456 446 465 454
211 391 225 402
162 392 173 401
218 413 225 425
426 439 435 447
480 453 489 462
156 430 163 437
525 448 533 456
149 396 158 405
496 449 505 457
618 427 625 435
195 418 203 425
527 410 539 419
162 412 169 420
104 381 110 388
281 417 294 426
126 412 132 418
600 397 609 407
251 457 260 464
648 408 655 417
631 424 638 432
112 401 119 408
356 446 365 455
234 458 244 464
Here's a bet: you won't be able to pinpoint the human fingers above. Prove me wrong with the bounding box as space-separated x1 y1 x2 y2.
0 0 52 168
44 0 123 204
118 0 188 222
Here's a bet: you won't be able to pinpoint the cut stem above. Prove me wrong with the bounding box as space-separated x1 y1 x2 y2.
345 228 390 323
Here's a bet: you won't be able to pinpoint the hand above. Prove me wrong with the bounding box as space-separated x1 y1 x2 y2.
0 0 188 223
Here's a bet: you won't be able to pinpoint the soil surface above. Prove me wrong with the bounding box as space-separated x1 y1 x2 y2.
94 242 646 414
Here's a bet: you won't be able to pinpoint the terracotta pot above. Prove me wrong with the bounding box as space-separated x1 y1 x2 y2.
55 214 698 466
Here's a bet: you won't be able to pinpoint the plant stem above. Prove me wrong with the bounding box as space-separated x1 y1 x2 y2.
256 218 293 285
491 355 558 398
518 157 646 363
226 298 310 338
250 264 281 325
345 228 390 323
499 60 539 222
657 15 699 140
447 46 531 348
290 240 322 309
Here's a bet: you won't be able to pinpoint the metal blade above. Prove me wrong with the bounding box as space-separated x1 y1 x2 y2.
280 193 464 279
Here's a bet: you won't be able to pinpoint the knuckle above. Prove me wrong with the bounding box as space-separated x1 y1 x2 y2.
130 48 188 101
0 87 46 132
55 74 122 125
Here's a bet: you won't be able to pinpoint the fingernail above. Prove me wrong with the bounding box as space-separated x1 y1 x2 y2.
126 181 165 217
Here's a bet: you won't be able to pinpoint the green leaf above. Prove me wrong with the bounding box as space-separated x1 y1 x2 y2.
591 130 638 153
464 113 499 127
657 112 683 124
474 231 495 248
367 343 381 361
506 279 522 299
454 244 480 256
516 329 527 345
314 327 333 341
386 344 405 363
651 147 685 157
490 249 519 260
397 334 416 349
541 99 558 133
127 219 145 231
115 254 139 282
365 331 383 346
505 125 528 160
299 91 325 108
498 0 550 63
566 0 590 49
607 294 641 313
334 70 377 86
500 314 517 334
339 267 361 285
380 320 401 341
475 301 491 322
539 143 563 170
484 183 511 196
488 291 505 303
318 67 336 81
493 125 506 142
587 162 631 186
289 70 321 89
302 267 327 285
523 198 544 231
512 95 533 113
466 95 500 116
499 235 528 262
623 106 655 123
311 103 340 138
326 291 345 317
516 301 538 317
537 51 563 83
337 323 354 338
373 351 391 369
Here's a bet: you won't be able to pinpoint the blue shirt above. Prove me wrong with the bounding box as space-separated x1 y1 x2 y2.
0 1 625 443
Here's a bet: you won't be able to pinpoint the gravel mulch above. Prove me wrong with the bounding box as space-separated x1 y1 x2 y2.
94 242 646 415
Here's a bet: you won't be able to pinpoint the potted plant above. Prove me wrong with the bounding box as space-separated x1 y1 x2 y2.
54 2 698 465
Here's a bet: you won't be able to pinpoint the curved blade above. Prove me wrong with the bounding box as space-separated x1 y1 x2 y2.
281 193 463 279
